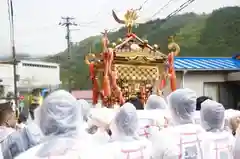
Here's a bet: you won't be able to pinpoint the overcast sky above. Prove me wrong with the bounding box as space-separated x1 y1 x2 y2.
0 0 239 56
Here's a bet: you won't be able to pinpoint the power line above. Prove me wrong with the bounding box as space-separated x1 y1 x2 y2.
150 0 177 18
82 0 113 25
23 0 151 38
142 0 196 37
166 0 195 18
80 0 151 28
48 0 196 62
151 0 195 20
138 0 151 10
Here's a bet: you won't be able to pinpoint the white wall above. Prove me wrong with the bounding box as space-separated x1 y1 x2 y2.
18 60 61 87
0 60 60 93
162 71 227 97
179 71 227 97
227 72 240 81
0 64 16 93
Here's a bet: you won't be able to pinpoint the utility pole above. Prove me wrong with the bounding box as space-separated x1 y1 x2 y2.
59 17 77 59
7 0 18 113
59 17 77 92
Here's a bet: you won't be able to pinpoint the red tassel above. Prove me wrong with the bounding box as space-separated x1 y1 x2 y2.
170 72 177 91
89 63 94 80
89 63 98 104
119 95 125 105
160 79 166 89
103 76 111 97
167 52 177 91
92 78 98 104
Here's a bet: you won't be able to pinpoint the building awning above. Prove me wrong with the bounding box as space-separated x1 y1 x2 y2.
18 83 60 89
174 56 240 71
227 72 240 81
18 78 61 88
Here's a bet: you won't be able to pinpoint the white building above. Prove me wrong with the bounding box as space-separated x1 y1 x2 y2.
0 60 61 94
163 56 240 109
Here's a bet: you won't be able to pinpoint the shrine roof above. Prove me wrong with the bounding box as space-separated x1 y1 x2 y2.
113 33 167 60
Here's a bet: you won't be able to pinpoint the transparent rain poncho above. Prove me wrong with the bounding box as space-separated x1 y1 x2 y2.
111 103 139 138
33 90 83 158
138 95 169 138
95 103 152 159
87 108 114 144
16 90 105 159
167 88 197 125
151 89 206 159
0 123 43 159
77 100 111 144
225 109 240 134
0 100 43 159
200 100 235 159
38 90 81 136
77 99 90 122
194 96 212 124
234 136 240 159
200 99 225 131
145 95 167 110
88 108 116 128
0 146 2 159
196 96 212 111
77 99 91 132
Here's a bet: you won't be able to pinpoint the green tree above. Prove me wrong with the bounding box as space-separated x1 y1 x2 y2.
199 7 240 56
45 7 240 89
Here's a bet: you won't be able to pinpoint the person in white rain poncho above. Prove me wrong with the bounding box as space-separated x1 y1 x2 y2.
1 122 43 159
137 95 169 139
0 102 43 159
15 90 98 159
87 107 113 144
194 96 212 125
233 135 240 159
145 94 167 110
78 100 111 145
0 146 3 159
200 99 235 159
224 109 240 135
151 88 205 159
77 99 90 129
95 102 152 159
0 102 16 143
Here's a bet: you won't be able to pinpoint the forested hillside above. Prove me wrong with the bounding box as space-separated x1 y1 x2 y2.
48 6 240 89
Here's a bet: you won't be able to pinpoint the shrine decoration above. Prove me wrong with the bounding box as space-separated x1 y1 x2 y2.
84 9 180 106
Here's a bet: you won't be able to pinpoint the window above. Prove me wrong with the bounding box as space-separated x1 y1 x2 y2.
22 63 57 68
204 82 219 102
0 85 4 98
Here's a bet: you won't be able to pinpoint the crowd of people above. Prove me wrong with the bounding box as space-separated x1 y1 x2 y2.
0 88 240 158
